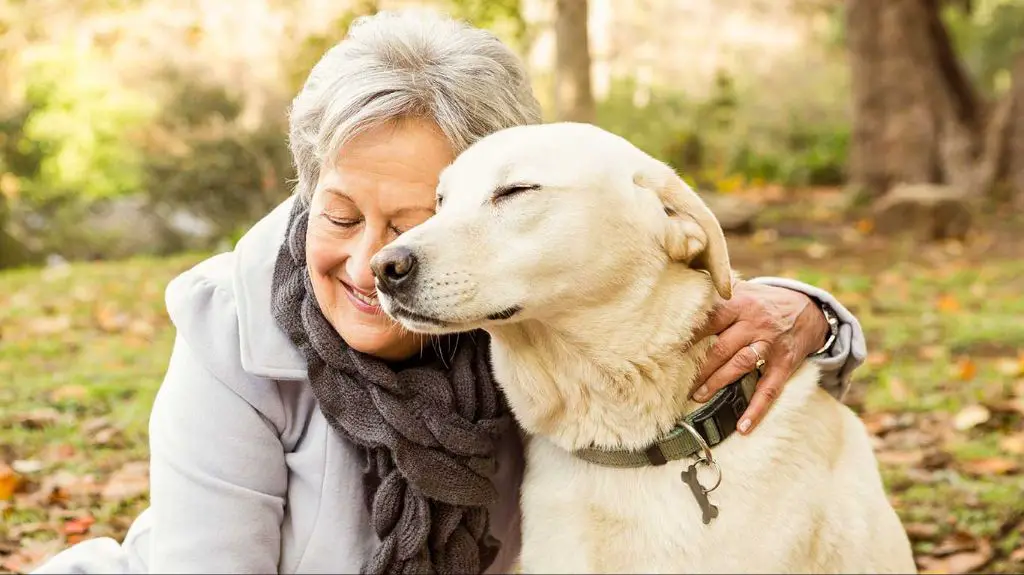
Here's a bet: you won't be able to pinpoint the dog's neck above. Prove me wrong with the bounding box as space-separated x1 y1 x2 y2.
487 267 722 453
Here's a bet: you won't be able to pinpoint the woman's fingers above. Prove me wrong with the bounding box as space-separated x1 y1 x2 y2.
692 326 766 402
736 365 788 434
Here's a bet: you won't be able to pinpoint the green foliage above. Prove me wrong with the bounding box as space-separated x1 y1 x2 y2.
284 0 380 96
596 72 849 191
943 0 1024 95
10 42 156 203
444 0 528 53
595 77 696 164
139 70 294 241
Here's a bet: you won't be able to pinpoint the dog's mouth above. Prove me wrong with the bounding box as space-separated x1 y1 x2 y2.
386 299 453 329
379 293 522 334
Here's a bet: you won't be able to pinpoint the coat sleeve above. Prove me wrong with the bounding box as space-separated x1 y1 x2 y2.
747 276 868 401
146 334 288 574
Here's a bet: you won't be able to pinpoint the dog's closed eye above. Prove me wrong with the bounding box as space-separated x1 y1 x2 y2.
492 183 541 203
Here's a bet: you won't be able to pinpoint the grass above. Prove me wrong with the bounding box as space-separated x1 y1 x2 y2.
1 192 1023 573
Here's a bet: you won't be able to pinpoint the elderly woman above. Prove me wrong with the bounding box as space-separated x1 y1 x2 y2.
33 9 865 575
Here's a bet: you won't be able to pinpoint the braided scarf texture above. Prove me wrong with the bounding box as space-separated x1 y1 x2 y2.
270 197 512 574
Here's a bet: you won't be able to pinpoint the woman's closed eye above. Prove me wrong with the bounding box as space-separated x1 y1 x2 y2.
324 214 362 228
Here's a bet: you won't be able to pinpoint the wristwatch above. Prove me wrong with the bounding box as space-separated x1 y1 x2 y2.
812 302 839 356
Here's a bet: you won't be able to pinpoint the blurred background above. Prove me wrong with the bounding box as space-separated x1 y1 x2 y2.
0 0 1022 573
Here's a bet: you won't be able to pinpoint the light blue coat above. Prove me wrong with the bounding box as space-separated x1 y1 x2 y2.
32 195 866 574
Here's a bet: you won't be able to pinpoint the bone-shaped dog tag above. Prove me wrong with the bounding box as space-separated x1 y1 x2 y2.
681 462 719 525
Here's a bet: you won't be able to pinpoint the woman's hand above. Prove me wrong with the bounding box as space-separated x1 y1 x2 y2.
690 280 830 435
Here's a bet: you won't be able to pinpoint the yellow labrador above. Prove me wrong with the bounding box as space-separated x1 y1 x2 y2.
371 122 916 574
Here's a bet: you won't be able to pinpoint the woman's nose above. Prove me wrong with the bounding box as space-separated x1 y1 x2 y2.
346 233 387 290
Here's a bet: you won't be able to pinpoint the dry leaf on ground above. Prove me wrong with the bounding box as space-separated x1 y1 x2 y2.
917 531 994 574
102 461 149 502
953 404 991 431
959 457 1020 476
49 384 88 402
62 514 96 536
999 433 1024 454
936 294 961 313
0 461 21 500
954 357 978 381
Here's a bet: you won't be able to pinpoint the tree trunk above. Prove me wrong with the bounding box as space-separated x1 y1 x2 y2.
847 0 1015 205
846 0 889 199
553 0 595 123
879 0 941 188
1008 52 1024 205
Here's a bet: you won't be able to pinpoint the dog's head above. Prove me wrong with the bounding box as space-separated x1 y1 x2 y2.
371 122 731 335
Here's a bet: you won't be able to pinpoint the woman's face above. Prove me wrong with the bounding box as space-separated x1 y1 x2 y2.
306 118 454 361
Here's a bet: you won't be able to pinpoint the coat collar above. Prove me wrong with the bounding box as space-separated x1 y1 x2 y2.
232 194 309 381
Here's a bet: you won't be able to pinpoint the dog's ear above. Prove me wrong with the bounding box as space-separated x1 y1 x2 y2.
634 161 733 300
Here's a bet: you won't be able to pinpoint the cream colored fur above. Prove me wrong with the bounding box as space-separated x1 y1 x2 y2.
374 122 916 574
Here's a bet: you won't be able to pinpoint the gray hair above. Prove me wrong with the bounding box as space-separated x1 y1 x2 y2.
288 9 543 201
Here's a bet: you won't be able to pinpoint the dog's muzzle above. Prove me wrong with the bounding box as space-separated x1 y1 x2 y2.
370 246 417 296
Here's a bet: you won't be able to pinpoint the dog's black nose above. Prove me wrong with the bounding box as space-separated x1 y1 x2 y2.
370 246 417 290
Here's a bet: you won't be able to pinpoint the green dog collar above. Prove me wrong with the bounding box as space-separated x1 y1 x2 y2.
572 371 760 468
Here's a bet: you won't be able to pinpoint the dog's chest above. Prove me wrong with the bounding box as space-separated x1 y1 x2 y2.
518 431 828 573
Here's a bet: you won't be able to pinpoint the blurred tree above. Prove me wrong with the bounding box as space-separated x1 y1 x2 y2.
284 0 380 95
447 0 529 54
1009 52 1024 205
846 0 1022 202
554 0 595 123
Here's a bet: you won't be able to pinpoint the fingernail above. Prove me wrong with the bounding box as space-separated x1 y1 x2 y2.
693 385 709 400
738 418 752 434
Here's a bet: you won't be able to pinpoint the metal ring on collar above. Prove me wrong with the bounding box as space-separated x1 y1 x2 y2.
677 421 723 493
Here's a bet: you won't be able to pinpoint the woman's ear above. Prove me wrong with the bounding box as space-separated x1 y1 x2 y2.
634 161 733 300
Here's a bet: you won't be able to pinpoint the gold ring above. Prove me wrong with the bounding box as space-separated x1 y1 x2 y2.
749 344 766 371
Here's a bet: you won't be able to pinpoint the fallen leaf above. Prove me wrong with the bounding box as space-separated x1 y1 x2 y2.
26 315 72 335
995 356 1024 377
12 459 44 474
102 461 149 502
862 412 901 436
932 530 983 557
954 357 977 382
936 294 961 313
921 449 954 470
983 398 1024 417
62 514 95 535
94 305 130 333
18 470 101 507
855 218 874 234
999 433 1024 454
127 318 155 338
7 521 50 539
943 551 991 574
920 531 994 573
0 462 21 500
805 242 831 259
959 457 1019 476
876 449 924 467
867 351 891 367
953 404 991 431
919 345 946 361
92 426 122 447
887 377 910 402
43 443 77 462
905 522 941 540
50 384 88 402
1010 546 1024 562
13 408 62 429
0 538 64 573
750 229 779 245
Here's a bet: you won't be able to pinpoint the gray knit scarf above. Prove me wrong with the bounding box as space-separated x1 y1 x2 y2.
270 197 511 574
